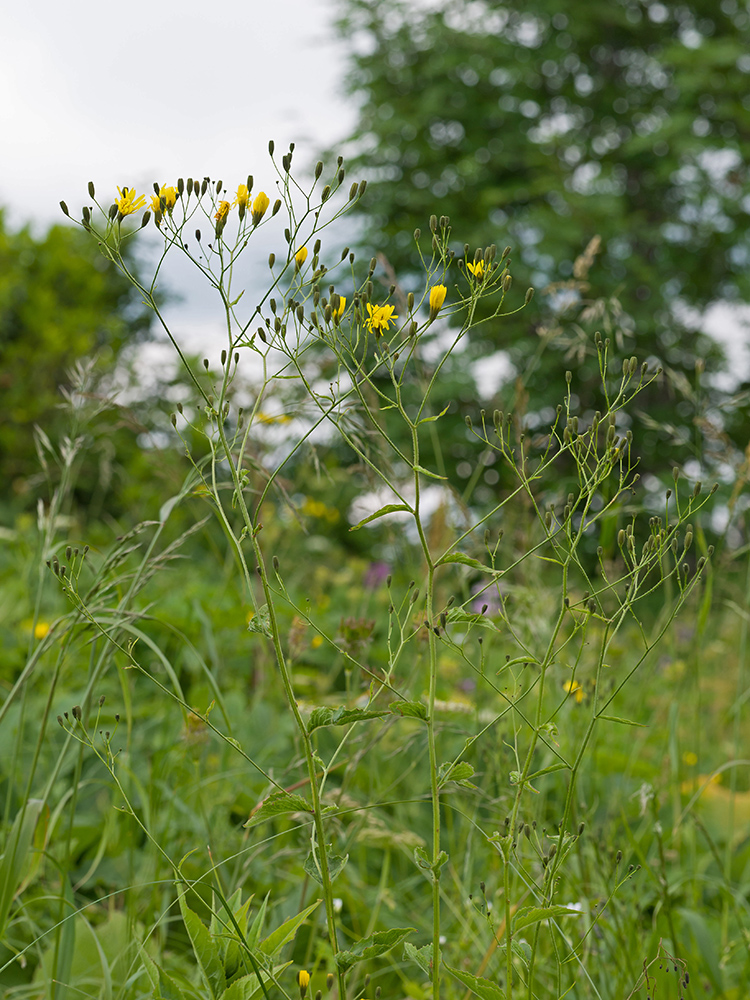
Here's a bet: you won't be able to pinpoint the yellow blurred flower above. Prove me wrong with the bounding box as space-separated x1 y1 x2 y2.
563 679 584 704
214 200 231 221
115 187 147 217
34 621 50 640
467 259 485 281
429 283 447 319
295 246 308 269
150 184 178 213
234 184 251 209
332 295 346 322
683 751 698 767
311 635 324 649
366 302 398 335
252 191 270 225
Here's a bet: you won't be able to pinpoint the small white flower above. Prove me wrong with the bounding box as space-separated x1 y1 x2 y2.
333 898 343 914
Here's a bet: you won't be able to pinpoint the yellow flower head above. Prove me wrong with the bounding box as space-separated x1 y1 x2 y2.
429 283 447 319
214 200 231 222
150 184 178 214
332 294 346 323
295 246 308 269
296 971 310 998
115 187 147 217
366 302 398 335
34 621 50 640
563 679 584 704
252 191 270 225
467 259 485 281
234 184 251 209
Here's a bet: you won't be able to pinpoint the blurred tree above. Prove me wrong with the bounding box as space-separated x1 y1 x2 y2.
334 0 750 481
0 210 156 510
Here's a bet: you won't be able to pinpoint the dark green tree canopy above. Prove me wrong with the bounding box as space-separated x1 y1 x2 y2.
335 0 750 457
0 211 153 495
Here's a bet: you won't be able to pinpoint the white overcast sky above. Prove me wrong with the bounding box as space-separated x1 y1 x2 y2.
2 0 355 229
4 0 749 376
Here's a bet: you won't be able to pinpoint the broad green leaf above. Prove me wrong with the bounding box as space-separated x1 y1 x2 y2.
307 706 389 733
444 964 505 1000
259 899 321 958
512 905 582 933
336 927 414 971
303 849 349 886
140 947 186 1000
349 504 413 531
179 893 226 999
0 798 45 938
244 793 312 829
390 700 428 721
437 761 477 789
404 942 433 980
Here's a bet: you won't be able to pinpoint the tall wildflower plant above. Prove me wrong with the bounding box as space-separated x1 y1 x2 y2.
45 146 715 999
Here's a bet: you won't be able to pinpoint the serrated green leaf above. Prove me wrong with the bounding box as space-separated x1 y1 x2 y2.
336 927 414 971
178 894 226 999
259 899 321 958
307 706 389 732
598 714 647 727
444 964 505 1000
390 700 428 721
436 553 498 572
243 792 312 829
437 761 477 789
511 905 581 933
303 849 348 886
349 504 413 531
404 942 433 980
246 605 271 637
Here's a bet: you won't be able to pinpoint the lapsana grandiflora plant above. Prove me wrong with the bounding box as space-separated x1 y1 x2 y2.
56 143 715 1000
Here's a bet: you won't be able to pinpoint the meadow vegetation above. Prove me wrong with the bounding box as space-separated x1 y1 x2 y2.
1 148 749 1000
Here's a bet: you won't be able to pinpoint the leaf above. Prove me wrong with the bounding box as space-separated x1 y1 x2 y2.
524 762 569 782
404 942 433 980
140 946 186 1000
444 964 505 1000
244 792 312 829
598 714 647 727
303 849 348 886
307 706 389 733
349 504 413 531
437 761 477 789
390 700 428 721
417 403 451 424
246 605 271 637
259 899 321 958
511 905 582 933
436 553 498 573
445 609 499 630
413 464 447 480
0 798 45 938
335 927 414 971
178 893 226 999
